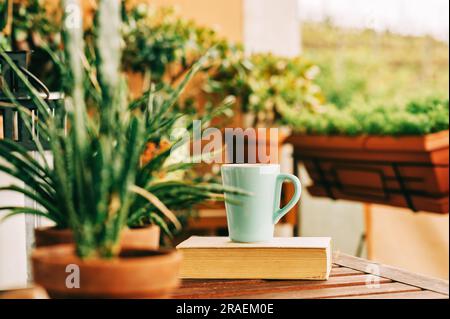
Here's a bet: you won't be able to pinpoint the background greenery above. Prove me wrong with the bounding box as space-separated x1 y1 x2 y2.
302 22 449 107
280 22 449 135
1 2 448 136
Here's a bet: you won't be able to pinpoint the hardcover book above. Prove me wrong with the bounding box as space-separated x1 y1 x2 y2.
176 236 332 280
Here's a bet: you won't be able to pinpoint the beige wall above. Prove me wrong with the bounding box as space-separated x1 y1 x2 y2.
368 205 449 280
298 165 366 256
148 0 243 43
41 0 244 42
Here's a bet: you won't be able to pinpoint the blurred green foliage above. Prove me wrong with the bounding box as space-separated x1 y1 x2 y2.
122 5 182 80
0 0 11 50
207 53 326 127
0 0 9 32
121 5 235 83
246 54 324 127
2 2 448 136
302 22 449 107
280 22 450 135
283 97 449 136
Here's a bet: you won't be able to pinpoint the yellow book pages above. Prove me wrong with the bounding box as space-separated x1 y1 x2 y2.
177 237 332 280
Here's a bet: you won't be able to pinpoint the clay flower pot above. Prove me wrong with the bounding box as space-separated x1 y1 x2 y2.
35 225 160 249
288 130 449 213
32 244 181 298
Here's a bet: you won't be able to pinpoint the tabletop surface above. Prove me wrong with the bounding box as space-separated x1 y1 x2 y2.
173 253 449 299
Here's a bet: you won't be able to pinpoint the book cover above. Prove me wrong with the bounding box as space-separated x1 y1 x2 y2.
177 236 332 280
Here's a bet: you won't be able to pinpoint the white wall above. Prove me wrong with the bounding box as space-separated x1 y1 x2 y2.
278 146 366 255
243 0 301 56
299 166 366 256
298 0 449 42
0 161 28 290
0 152 53 290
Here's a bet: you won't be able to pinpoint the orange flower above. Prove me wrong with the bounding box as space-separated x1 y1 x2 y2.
158 139 171 153
140 139 172 166
140 142 157 166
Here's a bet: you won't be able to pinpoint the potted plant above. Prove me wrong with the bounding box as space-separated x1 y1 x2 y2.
20 91 235 249
0 0 242 298
1 1 241 250
285 98 449 213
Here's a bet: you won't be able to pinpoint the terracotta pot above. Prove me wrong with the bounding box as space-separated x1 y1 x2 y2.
0 286 49 299
35 225 160 249
287 130 449 214
32 244 182 298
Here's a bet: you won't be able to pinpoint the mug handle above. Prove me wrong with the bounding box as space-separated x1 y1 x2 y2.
273 174 302 224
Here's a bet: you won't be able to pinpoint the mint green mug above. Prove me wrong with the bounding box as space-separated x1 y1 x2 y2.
221 164 302 242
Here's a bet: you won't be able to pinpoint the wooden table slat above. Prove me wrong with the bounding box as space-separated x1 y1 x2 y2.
231 283 420 299
180 268 362 289
334 253 450 295
173 253 449 299
330 268 364 277
335 290 449 299
332 264 340 268
180 279 262 289
176 275 391 299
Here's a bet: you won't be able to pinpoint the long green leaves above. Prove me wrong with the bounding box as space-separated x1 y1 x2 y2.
0 0 10 31
0 0 141 258
0 0 246 259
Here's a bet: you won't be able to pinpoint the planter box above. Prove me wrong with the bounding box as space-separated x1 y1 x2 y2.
308 185 449 214
287 130 449 214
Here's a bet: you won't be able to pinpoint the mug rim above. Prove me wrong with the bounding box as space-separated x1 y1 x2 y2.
221 163 280 168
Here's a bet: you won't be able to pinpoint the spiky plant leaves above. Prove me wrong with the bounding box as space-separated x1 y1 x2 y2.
0 1 248 258
0 0 10 31
0 207 53 222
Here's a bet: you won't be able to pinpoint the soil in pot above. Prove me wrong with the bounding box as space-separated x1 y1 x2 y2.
32 244 182 298
35 225 160 249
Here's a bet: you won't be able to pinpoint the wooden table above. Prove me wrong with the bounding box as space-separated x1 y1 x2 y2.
173 253 449 299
